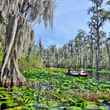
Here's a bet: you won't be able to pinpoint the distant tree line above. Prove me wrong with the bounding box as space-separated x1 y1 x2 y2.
30 0 110 79
38 30 110 71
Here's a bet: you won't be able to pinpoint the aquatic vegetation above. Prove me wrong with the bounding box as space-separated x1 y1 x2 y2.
0 68 110 110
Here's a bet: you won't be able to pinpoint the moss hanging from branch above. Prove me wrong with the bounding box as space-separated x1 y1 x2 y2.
0 0 54 87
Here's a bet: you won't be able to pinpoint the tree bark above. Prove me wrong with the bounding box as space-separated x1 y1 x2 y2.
96 42 100 81
90 42 94 69
106 43 110 80
106 43 110 68
0 15 26 88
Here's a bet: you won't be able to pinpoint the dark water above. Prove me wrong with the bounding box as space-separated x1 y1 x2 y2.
101 101 110 110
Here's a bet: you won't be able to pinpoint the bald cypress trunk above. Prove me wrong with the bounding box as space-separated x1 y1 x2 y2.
106 42 110 80
0 0 53 89
106 43 110 68
0 15 26 88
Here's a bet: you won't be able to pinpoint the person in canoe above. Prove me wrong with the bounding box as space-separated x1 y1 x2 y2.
65 69 71 75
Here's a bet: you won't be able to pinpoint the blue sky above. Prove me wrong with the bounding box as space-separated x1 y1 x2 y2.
33 0 110 47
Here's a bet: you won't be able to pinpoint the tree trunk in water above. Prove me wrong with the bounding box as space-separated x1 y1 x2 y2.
90 46 94 69
0 15 26 88
106 43 110 80
96 43 100 81
106 43 110 69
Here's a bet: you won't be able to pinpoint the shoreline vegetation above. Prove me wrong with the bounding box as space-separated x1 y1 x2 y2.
0 67 110 110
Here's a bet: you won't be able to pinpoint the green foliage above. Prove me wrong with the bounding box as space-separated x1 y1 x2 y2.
0 68 110 109
86 68 110 75
19 55 43 70
0 87 17 109
23 68 110 109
